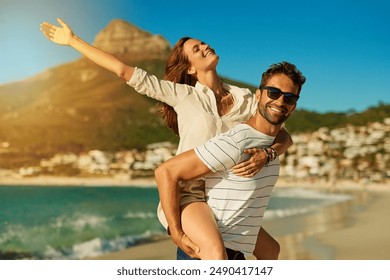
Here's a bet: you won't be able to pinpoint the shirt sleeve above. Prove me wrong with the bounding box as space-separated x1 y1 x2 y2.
194 134 241 173
126 67 192 107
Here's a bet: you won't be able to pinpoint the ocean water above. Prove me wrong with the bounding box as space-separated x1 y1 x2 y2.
0 185 352 259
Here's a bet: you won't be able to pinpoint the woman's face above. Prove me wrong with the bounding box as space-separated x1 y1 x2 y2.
183 39 219 74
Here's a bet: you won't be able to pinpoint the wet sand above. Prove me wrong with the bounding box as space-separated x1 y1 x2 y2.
314 191 390 259
267 188 390 259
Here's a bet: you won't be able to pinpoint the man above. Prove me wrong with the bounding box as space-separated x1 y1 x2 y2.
155 61 306 259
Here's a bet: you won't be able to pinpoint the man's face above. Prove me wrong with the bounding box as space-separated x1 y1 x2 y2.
257 74 299 125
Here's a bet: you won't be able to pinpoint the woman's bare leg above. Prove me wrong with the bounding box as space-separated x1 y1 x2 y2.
181 202 227 260
253 227 280 259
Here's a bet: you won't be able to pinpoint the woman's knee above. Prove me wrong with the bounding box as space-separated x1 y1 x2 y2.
199 243 227 260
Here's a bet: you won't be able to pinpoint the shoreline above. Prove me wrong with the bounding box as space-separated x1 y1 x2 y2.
0 175 157 187
1 175 388 192
2 175 389 260
89 185 390 260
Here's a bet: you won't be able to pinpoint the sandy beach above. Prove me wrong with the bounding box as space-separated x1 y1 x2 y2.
2 176 389 260
86 184 390 260
314 190 390 260
88 185 390 260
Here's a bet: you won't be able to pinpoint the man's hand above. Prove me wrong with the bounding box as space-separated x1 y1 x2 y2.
40 18 73 46
171 230 200 259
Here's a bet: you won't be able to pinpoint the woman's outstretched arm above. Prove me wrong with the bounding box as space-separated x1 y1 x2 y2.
40 18 134 81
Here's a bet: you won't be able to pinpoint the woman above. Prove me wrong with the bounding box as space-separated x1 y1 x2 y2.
40 18 291 259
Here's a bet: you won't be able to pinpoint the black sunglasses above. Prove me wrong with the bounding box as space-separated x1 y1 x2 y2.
260 86 300 105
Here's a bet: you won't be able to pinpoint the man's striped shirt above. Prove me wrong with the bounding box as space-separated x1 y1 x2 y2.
195 123 280 255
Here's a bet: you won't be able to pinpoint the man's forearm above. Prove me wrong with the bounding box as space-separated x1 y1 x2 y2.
155 167 184 238
154 150 212 239
271 127 293 156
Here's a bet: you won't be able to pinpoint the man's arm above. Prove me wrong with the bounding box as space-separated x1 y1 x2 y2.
154 149 211 256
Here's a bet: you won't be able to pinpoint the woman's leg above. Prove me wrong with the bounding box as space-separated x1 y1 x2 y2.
181 201 227 260
252 227 280 259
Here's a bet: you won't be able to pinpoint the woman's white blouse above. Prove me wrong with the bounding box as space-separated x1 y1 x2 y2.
127 67 258 154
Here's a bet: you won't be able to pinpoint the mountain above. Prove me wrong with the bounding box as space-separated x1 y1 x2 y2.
0 19 176 167
0 19 389 168
93 19 170 60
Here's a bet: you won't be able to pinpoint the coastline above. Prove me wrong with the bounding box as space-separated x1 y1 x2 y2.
2 175 389 260
89 183 390 260
1 175 388 192
0 175 157 187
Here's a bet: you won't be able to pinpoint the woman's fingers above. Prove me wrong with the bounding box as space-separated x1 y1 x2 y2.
40 22 55 38
232 149 264 177
242 148 258 155
57 18 69 29
232 164 258 177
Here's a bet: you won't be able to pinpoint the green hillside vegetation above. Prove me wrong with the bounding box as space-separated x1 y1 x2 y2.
285 102 390 133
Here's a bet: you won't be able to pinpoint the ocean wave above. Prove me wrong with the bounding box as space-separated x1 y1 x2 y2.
42 231 165 259
271 188 352 201
53 213 109 231
0 211 164 259
123 211 156 219
0 186 353 259
264 188 352 220
264 205 320 220
0 228 165 260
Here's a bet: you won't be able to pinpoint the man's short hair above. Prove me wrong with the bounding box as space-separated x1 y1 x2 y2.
259 61 306 93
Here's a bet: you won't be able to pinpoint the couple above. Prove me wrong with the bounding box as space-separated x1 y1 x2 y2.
41 18 305 260
156 62 305 260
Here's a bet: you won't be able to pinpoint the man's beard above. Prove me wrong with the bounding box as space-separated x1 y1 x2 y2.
258 102 291 125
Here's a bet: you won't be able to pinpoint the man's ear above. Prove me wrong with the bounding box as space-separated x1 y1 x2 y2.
291 103 297 112
255 88 261 101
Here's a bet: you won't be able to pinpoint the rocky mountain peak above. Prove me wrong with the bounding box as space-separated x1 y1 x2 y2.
93 19 171 61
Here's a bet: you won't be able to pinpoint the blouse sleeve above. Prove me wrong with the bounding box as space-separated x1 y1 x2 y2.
127 67 192 107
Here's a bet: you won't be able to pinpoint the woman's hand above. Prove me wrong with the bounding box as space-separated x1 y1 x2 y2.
232 148 267 177
40 18 73 46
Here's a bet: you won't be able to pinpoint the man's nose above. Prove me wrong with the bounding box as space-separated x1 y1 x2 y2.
275 93 286 104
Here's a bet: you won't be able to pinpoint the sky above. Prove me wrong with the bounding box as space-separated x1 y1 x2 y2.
1 0 389 113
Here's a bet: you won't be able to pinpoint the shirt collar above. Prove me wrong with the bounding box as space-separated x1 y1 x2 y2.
194 81 252 97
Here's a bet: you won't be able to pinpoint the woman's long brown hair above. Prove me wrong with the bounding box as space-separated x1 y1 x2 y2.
158 37 197 135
